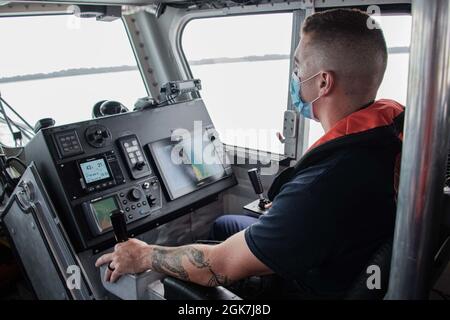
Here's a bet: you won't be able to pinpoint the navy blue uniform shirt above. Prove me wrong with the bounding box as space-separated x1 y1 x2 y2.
245 100 404 298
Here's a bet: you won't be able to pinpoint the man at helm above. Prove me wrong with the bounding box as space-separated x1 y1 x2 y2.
97 8 404 299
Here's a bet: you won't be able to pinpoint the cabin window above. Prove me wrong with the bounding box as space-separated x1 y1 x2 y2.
182 13 293 154
0 15 147 146
307 14 412 148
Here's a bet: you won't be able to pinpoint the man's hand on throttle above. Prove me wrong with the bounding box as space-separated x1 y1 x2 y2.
95 238 151 283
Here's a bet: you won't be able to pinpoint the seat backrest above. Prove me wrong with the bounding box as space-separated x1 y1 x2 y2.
345 241 393 300
344 225 450 300
433 193 450 284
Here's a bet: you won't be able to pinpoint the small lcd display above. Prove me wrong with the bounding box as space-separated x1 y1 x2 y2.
80 158 111 184
91 196 118 232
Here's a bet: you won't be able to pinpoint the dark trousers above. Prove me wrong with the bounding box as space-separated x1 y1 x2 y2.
209 213 259 241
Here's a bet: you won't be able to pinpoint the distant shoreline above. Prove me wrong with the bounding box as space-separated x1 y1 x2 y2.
0 47 408 84
0 65 138 84
0 55 290 84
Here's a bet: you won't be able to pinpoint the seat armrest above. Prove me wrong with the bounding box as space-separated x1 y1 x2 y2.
163 277 242 300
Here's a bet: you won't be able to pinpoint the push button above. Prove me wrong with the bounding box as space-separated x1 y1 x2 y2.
148 195 157 207
139 209 150 216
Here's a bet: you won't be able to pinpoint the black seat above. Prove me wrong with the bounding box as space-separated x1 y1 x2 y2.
163 233 450 300
163 277 242 300
163 204 450 301
345 241 393 300
163 239 395 300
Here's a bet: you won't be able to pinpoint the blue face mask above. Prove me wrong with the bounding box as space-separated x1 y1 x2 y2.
290 71 322 121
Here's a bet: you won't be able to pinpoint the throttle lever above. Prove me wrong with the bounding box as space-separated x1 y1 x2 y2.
110 209 128 243
247 168 270 210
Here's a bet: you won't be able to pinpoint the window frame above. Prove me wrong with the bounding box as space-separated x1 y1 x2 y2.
0 12 149 129
173 3 413 163
120 16 150 97
177 7 304 160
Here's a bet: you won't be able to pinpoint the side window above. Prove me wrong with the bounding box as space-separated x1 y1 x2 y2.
0 15 147 146
307 14 412 148
182 13 293 154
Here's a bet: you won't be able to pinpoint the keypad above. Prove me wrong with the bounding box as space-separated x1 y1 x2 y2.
54 130 84 158
124 139 144 164
118 135 152 179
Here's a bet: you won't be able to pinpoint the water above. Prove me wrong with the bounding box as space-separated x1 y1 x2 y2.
191 60 290 154
0 13 411 153
0 70 147 145
0 55 409 152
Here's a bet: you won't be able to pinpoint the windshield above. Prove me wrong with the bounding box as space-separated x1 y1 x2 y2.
0 15 147 146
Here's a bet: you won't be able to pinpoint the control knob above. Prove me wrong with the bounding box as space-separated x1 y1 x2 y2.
129 188 142 201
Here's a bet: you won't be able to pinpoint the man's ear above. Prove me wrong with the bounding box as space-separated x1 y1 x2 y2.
319 71 335 97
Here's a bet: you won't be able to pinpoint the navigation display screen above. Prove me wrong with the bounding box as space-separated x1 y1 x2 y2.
91 196 118 232
80 158 111 184
178 138 224 182
150 131 227 200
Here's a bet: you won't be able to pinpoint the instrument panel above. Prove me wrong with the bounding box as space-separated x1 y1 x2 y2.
24 99 236 251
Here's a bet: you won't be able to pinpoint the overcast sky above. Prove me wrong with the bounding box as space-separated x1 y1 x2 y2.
0 13 411 78
0 16 136 78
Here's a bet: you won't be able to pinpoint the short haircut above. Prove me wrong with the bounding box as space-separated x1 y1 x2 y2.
301 9 388 96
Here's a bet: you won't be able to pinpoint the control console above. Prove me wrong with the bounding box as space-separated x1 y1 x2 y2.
24 99 236 251
82 176 162 236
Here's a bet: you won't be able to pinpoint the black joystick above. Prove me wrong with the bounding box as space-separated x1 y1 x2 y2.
135 161 146 171
110 209 128 243
247 168 270 210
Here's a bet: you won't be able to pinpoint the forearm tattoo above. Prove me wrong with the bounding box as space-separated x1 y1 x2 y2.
150 246 231 287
